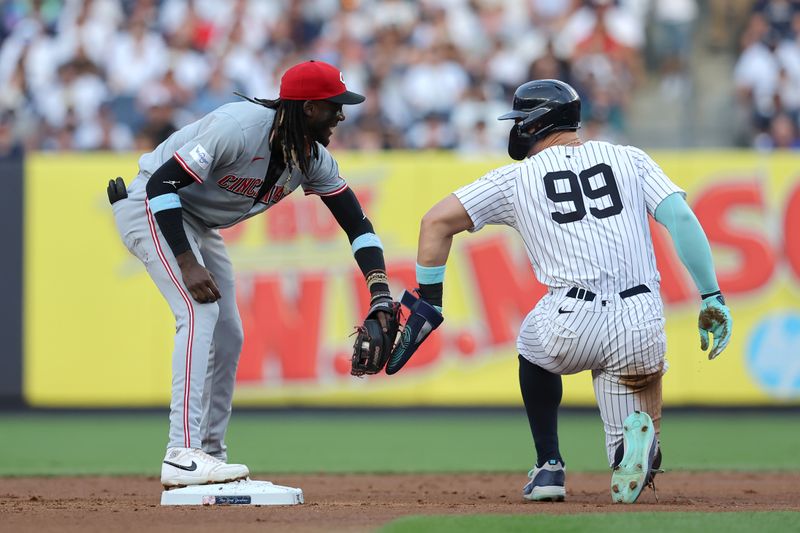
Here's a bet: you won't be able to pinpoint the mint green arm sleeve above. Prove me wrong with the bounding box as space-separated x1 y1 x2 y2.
653 192 720 295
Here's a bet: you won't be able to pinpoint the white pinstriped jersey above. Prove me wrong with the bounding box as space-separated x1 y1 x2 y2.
454 141 684 294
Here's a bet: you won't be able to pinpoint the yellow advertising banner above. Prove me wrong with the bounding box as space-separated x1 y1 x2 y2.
24 151 800 406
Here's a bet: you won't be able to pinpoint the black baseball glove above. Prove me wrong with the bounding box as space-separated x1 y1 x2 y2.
350 295 401 377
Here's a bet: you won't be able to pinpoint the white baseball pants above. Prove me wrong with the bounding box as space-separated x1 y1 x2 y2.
518 286 667 464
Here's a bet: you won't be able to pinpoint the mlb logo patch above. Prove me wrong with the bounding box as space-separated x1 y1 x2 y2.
190 144 212 169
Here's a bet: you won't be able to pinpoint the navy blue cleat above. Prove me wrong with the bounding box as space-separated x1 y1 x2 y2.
522 459 566 502
385 290 444 375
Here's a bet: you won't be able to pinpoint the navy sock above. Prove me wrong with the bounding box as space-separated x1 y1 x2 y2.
418 282 443 308
518 355 563 467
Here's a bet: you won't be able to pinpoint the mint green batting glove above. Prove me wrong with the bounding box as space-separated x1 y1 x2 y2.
698 293 732 360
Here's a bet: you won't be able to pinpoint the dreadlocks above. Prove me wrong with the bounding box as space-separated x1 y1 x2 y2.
235 94 318 176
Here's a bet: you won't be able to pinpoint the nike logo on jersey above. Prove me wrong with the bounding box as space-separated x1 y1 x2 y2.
557 307 573 314
163 460 198 471
162 180 182 189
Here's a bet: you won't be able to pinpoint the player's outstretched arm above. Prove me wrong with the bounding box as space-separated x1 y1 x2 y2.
321 187 395 320
417 194 475 268
654 193 732 359
322 188 402 376
383 195 474 375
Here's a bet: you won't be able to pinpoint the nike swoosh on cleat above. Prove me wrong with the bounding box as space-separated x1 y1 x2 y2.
390 328 412 365
163 460 198 471
557 308 572 314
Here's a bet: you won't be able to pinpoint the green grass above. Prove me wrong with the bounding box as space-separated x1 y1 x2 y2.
380 512 800 533
0 411 798 476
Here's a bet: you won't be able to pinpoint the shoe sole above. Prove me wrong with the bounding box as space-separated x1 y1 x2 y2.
611 411 656 504
524 485 566 502
386 291 443 375
162 474 249 490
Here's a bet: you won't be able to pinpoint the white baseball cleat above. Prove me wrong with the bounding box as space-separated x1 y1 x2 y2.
161 447 249 489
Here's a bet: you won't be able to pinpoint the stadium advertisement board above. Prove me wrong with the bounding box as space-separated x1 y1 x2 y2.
23 152 800 406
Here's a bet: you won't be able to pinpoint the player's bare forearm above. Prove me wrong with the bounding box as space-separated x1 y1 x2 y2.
176 250 200 269
417 194 474 266
385 195 465 375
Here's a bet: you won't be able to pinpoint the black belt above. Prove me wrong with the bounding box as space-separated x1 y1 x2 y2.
566 284 650 302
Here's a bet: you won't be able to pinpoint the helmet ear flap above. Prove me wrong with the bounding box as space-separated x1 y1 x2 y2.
517 118 552 142
518 112 539 133
515 107 552 139
508 123 535 160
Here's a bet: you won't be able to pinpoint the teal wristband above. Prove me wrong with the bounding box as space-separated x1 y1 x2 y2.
149 193 181 213
416 263 446 285
351 232 383 254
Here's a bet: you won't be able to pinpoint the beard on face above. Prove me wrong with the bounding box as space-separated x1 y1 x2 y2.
307 119 330 146
306 103 341 147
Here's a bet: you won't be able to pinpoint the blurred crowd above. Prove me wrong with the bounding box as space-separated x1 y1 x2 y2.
733 0 800 149
0 0 795 155
0 0 665 155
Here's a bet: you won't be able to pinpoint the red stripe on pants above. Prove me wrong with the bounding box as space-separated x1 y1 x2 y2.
146 200 195 448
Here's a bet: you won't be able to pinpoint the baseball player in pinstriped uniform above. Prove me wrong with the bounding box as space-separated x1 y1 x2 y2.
108 60 397 488
391 79 732 503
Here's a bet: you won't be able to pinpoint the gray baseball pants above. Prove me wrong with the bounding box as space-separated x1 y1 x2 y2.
112 188 242 460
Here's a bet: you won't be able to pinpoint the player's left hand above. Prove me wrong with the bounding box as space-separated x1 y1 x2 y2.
350 294 401 376
698 293 732 360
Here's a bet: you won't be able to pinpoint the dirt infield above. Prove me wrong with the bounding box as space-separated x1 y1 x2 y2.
1 472 799 533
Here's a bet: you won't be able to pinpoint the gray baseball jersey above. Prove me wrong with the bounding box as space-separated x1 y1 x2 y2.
114 100 349 457
128 101 347 228
454 141 683 463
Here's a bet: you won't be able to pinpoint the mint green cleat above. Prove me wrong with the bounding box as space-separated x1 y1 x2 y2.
611 411 657 503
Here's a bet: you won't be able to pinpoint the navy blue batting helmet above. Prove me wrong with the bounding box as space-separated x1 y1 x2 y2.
499 79 581 142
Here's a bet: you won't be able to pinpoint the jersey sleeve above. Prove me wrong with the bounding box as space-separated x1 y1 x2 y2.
173 112 246 184
301 145 348 197
628 146 685 216
453 167 518 232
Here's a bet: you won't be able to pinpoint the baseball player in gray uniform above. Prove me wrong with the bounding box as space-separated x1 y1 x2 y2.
108 60 396 488
390 79 732 503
